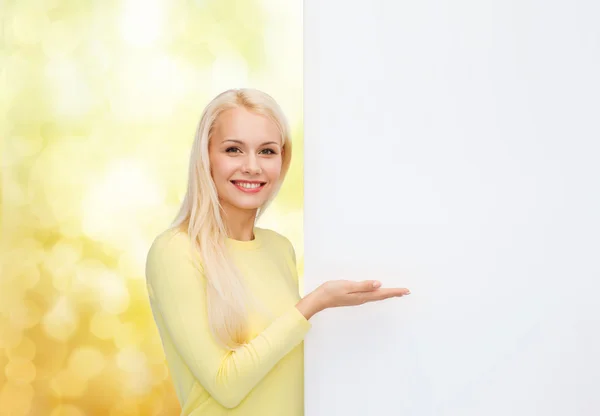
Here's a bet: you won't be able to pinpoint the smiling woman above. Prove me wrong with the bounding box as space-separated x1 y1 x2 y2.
144 88 409 415
145 88 311 415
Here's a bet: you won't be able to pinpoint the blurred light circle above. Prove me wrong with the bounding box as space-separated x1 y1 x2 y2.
90 311 122 340
143 387 166 414
150 362 169 383
5 357 37 384
42 296 79 341
6 336 37 361
2 135 45 169
45 58 94 118
67 346 106 380
109 400 139 416
10 298 43 329
210 51 249 97
117 245 148 280
120 0 164 49
0 382 34 415
127 370 154 396
46 240 83 292
116 347 147 373
114 322 143 349
82 158 164 249
1 54 28 110
50 404 86 416
145 337 168 365
29 138 92 228
20 263 41 290
0 318 23 349
0 286 23 320
42 20 82 58
70 259 110 305
95 271 131 315
49 368 87 398
33 338 68 380
9 9 50 46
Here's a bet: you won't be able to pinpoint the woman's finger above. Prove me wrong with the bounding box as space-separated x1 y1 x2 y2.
376 288 410 299
357 288 410 304
351 280 381 293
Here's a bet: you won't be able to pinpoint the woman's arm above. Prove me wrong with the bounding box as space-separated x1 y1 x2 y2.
145 234 311 409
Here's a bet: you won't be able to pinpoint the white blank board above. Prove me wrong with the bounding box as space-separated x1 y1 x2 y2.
303 0 600 415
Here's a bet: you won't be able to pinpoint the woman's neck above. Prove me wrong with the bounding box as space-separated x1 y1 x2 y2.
221 206 258 241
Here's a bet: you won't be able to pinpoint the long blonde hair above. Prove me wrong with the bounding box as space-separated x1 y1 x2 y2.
170 88 293 350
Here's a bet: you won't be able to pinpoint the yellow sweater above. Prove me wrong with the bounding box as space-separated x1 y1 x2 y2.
145 227 311 415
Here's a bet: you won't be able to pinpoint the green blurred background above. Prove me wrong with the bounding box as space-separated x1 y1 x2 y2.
0 1 303 414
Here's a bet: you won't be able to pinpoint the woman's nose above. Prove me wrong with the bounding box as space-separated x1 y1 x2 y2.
242 155 262 174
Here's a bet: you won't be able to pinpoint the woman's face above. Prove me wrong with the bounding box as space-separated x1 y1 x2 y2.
208 107 283 214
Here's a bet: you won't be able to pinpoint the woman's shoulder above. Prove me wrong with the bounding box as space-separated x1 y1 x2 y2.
147 227 191 260
152 226 188 245
255 227 296 255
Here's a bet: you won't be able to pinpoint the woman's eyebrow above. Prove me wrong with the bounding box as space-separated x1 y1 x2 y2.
222 138 280 146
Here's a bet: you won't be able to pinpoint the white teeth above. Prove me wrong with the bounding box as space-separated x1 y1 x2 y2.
235 182 262 189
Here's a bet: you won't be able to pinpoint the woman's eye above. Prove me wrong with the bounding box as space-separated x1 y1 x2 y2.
225 147 276 155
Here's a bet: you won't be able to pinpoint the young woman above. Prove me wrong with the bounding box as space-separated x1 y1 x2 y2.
145 88 410 415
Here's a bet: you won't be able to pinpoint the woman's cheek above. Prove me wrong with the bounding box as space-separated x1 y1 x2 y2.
266 158 283 177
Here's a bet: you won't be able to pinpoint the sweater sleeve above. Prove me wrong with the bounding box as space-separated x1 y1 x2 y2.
145 232 312 409
282 235 302 296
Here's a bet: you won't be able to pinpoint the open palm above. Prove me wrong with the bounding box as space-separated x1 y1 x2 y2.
318 279 410 308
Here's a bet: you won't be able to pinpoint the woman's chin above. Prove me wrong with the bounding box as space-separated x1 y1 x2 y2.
227 197 265 211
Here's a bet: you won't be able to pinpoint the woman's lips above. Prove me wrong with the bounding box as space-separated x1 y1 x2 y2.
230 181 266 194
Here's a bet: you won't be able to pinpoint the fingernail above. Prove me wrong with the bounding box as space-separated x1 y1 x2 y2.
373 281 381 288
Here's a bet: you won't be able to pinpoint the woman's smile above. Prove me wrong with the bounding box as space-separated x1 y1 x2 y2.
230 180 267 193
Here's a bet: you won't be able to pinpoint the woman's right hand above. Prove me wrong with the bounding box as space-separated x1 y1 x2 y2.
296 280 410 320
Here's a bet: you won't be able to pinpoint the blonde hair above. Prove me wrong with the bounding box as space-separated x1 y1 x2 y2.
170 88 293 350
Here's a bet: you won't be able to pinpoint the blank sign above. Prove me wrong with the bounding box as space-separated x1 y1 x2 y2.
303 0 600 415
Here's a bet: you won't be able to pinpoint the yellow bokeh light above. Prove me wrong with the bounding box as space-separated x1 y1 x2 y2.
67 346 106 380
5 358 36 384
45 57 94 118
114 321 144 349
79 267 130 314
50 404 86 416
120 0 165 48
90 311 122 340
109 400 140 416
210 50 249 97
5 336 37 361
150 362 169 383
46 240 83 292
42 19 83 59
116 347 154 395
2 0 303 413
42 296 79 342
82 158 164 248
9 8 50 46
0 318 23 350
31 337 69 381
50 368 88 398
9 298 43 329
0 382 34 415
116 347 147 374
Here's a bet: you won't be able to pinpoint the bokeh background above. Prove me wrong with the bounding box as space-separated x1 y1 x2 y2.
0 1 303 414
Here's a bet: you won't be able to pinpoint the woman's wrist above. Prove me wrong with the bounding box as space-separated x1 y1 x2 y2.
296 290 326 320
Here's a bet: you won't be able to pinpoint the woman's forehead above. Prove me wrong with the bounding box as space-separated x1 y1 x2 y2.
214 109 281 144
